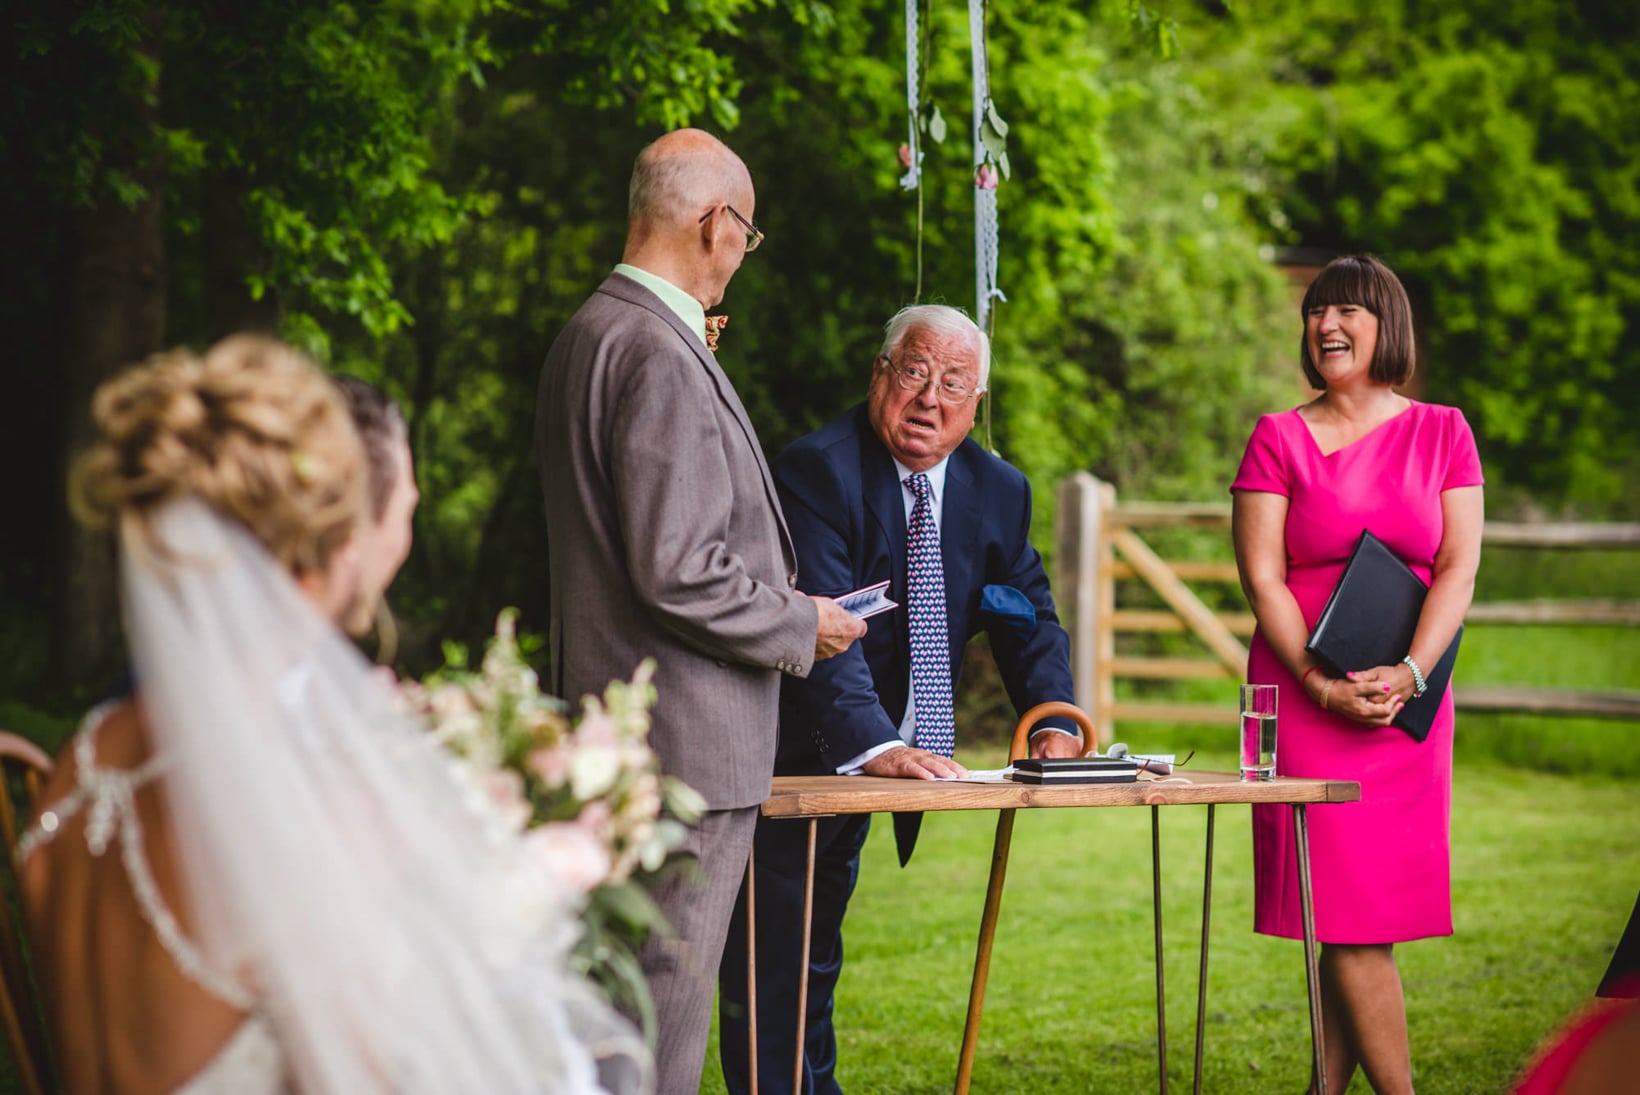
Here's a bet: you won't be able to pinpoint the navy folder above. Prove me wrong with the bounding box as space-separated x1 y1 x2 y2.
1304 530 1462 743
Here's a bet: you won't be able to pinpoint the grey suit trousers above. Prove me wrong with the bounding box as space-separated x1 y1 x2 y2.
640 805 759 1095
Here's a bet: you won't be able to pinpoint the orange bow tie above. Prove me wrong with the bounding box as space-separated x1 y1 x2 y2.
704 314 729 352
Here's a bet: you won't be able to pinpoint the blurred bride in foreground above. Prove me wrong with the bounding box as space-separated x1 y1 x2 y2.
20 335 647 1093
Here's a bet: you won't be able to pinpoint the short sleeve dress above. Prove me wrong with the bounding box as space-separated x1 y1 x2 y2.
1230 401 1483 943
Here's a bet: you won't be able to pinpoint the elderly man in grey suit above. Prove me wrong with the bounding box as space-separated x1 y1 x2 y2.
536 128 865 1094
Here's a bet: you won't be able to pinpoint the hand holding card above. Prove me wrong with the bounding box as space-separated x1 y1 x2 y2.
836 580 898 620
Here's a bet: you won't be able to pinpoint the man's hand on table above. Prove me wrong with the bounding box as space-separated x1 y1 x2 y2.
1029 729 1085 760
860 745 969 780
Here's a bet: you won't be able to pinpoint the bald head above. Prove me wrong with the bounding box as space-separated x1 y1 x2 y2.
628 129 751 230
622 129 758 309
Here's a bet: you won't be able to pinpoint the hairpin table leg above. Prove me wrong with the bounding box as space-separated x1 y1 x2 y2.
1294 804 1328 1095
746 852 758 1095
955 806 1018 1095
1153 804 1169 1094
793 818 818 1095
1192 803 1215 1095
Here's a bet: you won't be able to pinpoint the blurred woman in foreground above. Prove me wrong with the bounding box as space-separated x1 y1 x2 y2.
21 336 644 1093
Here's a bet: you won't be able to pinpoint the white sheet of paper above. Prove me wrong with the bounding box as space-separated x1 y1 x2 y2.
942 767 1016 782
836 579 898 620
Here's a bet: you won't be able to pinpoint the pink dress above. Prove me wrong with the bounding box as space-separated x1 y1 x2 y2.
1231 401 1483 943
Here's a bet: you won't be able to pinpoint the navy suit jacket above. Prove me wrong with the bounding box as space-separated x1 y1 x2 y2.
772 404 1077 862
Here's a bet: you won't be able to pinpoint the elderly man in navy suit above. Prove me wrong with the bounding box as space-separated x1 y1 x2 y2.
717 304 1083 1094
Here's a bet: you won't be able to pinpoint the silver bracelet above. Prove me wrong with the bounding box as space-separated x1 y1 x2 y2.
1402 654 1428 697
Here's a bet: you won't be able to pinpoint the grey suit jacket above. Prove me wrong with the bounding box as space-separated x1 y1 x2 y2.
535 273 819 810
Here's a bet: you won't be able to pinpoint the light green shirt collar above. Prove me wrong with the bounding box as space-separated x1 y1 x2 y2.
614 263 707 348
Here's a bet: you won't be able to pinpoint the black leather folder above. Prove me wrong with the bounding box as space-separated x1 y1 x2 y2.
1305 529 1462 743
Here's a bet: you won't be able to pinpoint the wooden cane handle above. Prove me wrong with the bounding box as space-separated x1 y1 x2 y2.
1008 701 1097 761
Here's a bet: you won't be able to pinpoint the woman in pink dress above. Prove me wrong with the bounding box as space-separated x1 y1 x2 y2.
1231 254 1484 1094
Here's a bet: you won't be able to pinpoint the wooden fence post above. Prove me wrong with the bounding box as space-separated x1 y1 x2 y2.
1056 473 1117 747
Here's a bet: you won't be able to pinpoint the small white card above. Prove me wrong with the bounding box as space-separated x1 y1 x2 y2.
836 579 898 620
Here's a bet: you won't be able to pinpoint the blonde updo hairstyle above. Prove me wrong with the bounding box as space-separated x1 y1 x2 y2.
71 334 366 578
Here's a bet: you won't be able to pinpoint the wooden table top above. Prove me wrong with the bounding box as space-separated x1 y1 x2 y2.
761 771 1361 818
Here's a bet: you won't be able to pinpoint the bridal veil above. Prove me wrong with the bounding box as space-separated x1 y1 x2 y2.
122 497 649 1093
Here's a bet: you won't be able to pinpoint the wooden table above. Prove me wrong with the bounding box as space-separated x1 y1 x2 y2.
748 769 1361 1094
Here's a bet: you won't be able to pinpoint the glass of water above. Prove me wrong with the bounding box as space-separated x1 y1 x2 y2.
1239 684 1277 781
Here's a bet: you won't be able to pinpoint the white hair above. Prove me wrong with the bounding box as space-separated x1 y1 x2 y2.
879 304 991 392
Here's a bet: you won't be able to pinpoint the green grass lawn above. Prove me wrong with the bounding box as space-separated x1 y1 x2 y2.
5 559 1634 1093
703 747 1638 1094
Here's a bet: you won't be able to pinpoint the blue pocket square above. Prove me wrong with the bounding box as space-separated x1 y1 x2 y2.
980 584 1037 639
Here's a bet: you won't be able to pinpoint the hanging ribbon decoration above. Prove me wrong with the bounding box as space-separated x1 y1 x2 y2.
900 0 922 193
969 0 1003 334
969 0 1006 451
900 0 1003 397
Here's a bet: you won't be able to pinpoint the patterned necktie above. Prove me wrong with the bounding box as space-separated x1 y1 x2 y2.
905 473 955 757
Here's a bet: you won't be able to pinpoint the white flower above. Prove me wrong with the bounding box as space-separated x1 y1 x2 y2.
569 743 621 800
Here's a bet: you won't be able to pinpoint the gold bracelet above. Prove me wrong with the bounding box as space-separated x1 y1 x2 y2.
1321 678 1336 712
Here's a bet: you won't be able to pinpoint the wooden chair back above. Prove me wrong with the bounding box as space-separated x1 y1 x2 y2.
0 732 54 1095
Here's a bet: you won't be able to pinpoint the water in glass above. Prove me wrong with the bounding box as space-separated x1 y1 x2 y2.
1239 683 1277 781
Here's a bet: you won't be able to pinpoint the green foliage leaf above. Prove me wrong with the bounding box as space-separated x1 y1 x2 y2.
440 638 470 671
1190 0 1640 505
984 100 1008 139
589 879 670 935
979 119 1006 160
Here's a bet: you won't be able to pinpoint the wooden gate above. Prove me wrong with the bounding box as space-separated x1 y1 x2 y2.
1052 472 1640 748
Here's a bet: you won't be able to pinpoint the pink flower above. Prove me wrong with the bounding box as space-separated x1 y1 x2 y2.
429 683 477 718
520 823 611 895
575 708 619 748
577 798 615 844
975 163 1000 191
482 768 531 833
526 744 571 788
898 143 913 169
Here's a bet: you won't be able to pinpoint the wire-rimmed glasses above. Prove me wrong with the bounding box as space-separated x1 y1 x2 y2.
878 355 982 405
699 204 764 253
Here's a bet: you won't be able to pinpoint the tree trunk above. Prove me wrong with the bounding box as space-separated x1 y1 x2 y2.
55 39 168 690
203 167 278 339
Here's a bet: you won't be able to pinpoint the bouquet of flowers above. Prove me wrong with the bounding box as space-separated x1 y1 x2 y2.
401 608 705 1036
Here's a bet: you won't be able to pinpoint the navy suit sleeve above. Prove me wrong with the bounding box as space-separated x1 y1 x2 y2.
985 475 1079 736
774 445 904 769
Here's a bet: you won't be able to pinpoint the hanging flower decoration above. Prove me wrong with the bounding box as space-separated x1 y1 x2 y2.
976 98 1010 187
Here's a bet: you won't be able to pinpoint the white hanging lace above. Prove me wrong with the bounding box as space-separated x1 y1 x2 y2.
969 0 1002 331
900 0 922 190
